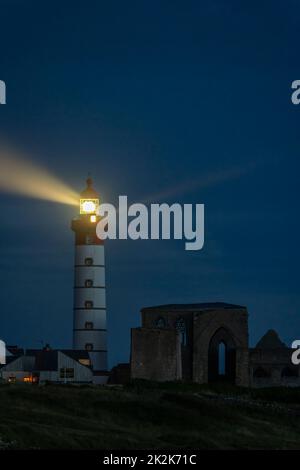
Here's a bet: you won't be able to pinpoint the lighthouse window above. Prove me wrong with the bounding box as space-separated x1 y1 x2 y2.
85 279 93 288
85 301 93 309
86 235 95 244
85 343 94 351
85 257 93 266
85 322 94 329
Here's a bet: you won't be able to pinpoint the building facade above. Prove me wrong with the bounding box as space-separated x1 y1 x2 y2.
0 348 93 384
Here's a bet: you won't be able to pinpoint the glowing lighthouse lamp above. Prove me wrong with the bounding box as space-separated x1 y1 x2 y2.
80 194 99 223
80 188 99 223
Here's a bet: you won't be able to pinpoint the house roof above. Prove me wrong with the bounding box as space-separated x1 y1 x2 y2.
141 302 246 313
35 350 58 371
26 349 93 371
6 346 24 356
0 355 20 369
60 350 90 361
256 329 287 349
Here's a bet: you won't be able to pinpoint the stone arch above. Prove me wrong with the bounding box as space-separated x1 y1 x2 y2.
208 327 236 383
253 367 270 378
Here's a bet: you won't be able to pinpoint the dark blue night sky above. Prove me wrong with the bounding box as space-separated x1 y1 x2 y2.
0 0 299 367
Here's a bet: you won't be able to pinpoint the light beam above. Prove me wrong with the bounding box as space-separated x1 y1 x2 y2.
0 145 79 206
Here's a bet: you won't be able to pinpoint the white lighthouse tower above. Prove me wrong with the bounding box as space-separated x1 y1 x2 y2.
71 178 108 384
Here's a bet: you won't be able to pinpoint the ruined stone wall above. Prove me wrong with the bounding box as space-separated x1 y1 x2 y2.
249 348 300 387
141 310 193 380
130 328 182 382
141 310 193 329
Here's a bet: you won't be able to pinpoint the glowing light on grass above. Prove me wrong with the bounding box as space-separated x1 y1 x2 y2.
0 146 79 206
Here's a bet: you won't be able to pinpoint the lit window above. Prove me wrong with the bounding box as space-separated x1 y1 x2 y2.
85 300 93 309
85 321 93 329
85 279 93 288
23 376 33 383
85 343 93 351
85 257 93 266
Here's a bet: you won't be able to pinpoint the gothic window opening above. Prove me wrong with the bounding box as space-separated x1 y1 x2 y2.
218 342 226 375
175 317 187 346
155 317 166 329
208 327 236 383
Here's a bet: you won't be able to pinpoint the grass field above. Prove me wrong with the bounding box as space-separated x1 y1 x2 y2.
0 381 300 449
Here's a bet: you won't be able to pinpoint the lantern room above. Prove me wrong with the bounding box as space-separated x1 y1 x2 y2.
79 177 100 215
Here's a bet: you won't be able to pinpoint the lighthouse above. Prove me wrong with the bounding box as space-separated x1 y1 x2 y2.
71 178 108 384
